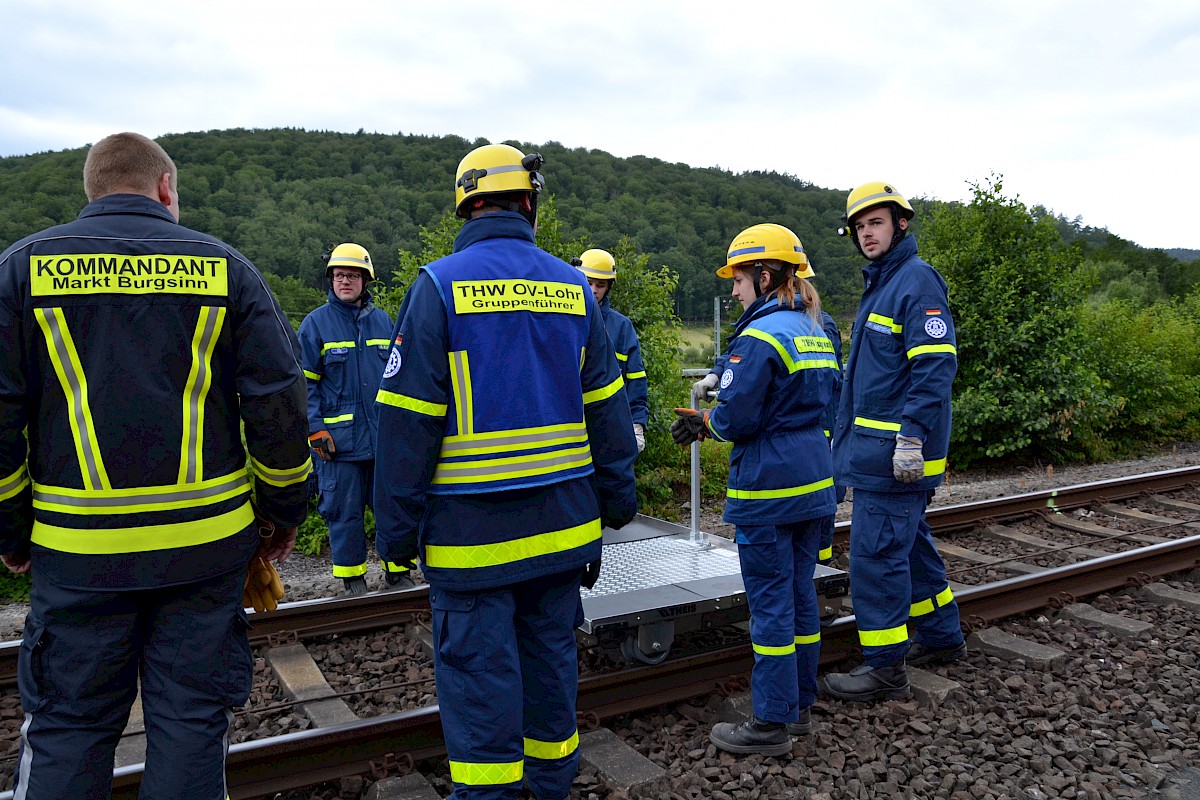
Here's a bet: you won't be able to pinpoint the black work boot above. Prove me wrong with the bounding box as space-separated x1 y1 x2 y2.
709 715 793 757
383 570 415 590
906 640 968 667
785 707 813 737
820 662 911 702
342 576 368 596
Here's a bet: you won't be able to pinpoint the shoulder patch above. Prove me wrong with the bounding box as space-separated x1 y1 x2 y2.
383 347 403 378
924 317 948 339
720 368 735 390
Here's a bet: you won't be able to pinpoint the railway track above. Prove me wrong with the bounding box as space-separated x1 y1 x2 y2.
1 465 1199 799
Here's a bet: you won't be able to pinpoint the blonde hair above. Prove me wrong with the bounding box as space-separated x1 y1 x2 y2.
746 262 822 323
83 132 176 201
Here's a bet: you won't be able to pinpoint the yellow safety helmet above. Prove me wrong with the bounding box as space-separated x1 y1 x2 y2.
454 143 546 219
840 182 914 232
326 242 375 281
717 223 813 279
573 249 617 281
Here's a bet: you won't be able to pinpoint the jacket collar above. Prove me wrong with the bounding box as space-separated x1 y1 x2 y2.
861 235 918 290
78 193 177 224
326 288 374 317
453 211 536 253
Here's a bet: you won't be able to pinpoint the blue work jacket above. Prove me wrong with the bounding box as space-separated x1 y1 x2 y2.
298 291 393 461
705 295 839 526
598 297 648 426
831 236 957 493
373 212 638 591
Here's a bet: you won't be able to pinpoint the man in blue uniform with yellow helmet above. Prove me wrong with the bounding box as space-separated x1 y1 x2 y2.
572 248 649 453
0 131 311 799
298 242 410 595
373 143 638 800
821 182 967 704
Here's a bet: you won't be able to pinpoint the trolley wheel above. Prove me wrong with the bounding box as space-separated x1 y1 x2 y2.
620 633 670 665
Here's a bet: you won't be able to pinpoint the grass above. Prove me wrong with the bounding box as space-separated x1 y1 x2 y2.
680 325 718 369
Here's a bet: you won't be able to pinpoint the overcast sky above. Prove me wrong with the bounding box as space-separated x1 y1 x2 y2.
2 1 1197 250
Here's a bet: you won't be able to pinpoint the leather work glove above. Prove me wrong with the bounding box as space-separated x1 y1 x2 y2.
691 372 719 401
308 431 336 461
893 434 925 484
581 558 602 590
670 408 709 446
244 556 286 613
633 423 645 453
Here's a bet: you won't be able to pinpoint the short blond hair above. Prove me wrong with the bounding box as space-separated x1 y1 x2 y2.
83 132 176 201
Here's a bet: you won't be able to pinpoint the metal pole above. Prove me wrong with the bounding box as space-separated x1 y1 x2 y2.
690 390 701 543
713 296 721 360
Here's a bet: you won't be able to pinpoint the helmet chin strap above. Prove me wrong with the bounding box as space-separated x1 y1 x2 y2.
849 205 909 257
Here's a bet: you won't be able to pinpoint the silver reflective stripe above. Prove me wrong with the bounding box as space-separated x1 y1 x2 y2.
33 472 250 510
14 713 32 800
449 351 473 436
183 307 224 483
40 309 105 489
433 447 589 482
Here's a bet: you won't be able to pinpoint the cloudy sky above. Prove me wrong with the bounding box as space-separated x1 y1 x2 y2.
2 1 1197 249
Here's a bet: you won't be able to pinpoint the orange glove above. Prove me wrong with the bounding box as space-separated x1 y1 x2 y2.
309 431 336 461
670 408 710 445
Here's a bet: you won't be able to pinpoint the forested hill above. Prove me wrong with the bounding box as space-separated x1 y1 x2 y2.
0 127 1192 320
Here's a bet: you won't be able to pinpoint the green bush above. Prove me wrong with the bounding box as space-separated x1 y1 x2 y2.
0 570 31 602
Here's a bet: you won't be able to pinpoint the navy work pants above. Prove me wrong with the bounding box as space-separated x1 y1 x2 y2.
849 489 964 667
13 567 251 800
736 517 826 723
430 569 583 800
316 457 375 578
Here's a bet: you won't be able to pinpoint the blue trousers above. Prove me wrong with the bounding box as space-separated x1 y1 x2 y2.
849 489 964 667
736 517 826 723
316 458 374 577
430 569 583 800
14 567 251 800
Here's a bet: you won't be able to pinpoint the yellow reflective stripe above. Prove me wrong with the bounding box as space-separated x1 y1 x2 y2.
31 502 253 554
738 328 839 374
34 308 110 490
424 518 601 569
365 338 390 347
321 341 355 354
332 563 368 578
615 352 629 362
250 456 312 488
910 585 955 617
868 313 902 333
583 375 624 405
858 623 909 647
705 416 728 443
382 561 411 574
626 370 646 380
524 730 579 760
854 416 901 432
376 390 448 417
440 422 588 457
818 545 833 561
727 476 833 501
908 343 958 359
924 457 947 477
448 759 523 787
449 350 474 436
32 471 251 515
432 444 593 485
303 369 321 381
795 632 821 646
0 466 30 502
179 306 225 484
753 641 796 657
823 429 831 439
323 413 354 424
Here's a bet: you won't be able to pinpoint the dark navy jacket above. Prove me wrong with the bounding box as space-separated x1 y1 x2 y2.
0 194 311 589
298 290 393 461
705 295 839 527
598 297 648 426
373 212 638 591
832 236 957 493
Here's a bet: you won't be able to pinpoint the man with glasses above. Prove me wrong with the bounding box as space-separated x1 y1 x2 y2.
299 243 411 594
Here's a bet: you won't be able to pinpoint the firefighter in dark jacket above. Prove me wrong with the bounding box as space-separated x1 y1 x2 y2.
373 143 638 800
573 249 649 453
673 223 838 756
298 243 409 595
821 182 967 704
0 132 311 799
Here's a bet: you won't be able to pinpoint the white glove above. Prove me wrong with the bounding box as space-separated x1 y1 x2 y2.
633 424 645 453
691 373 719 401
893 434 925 483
